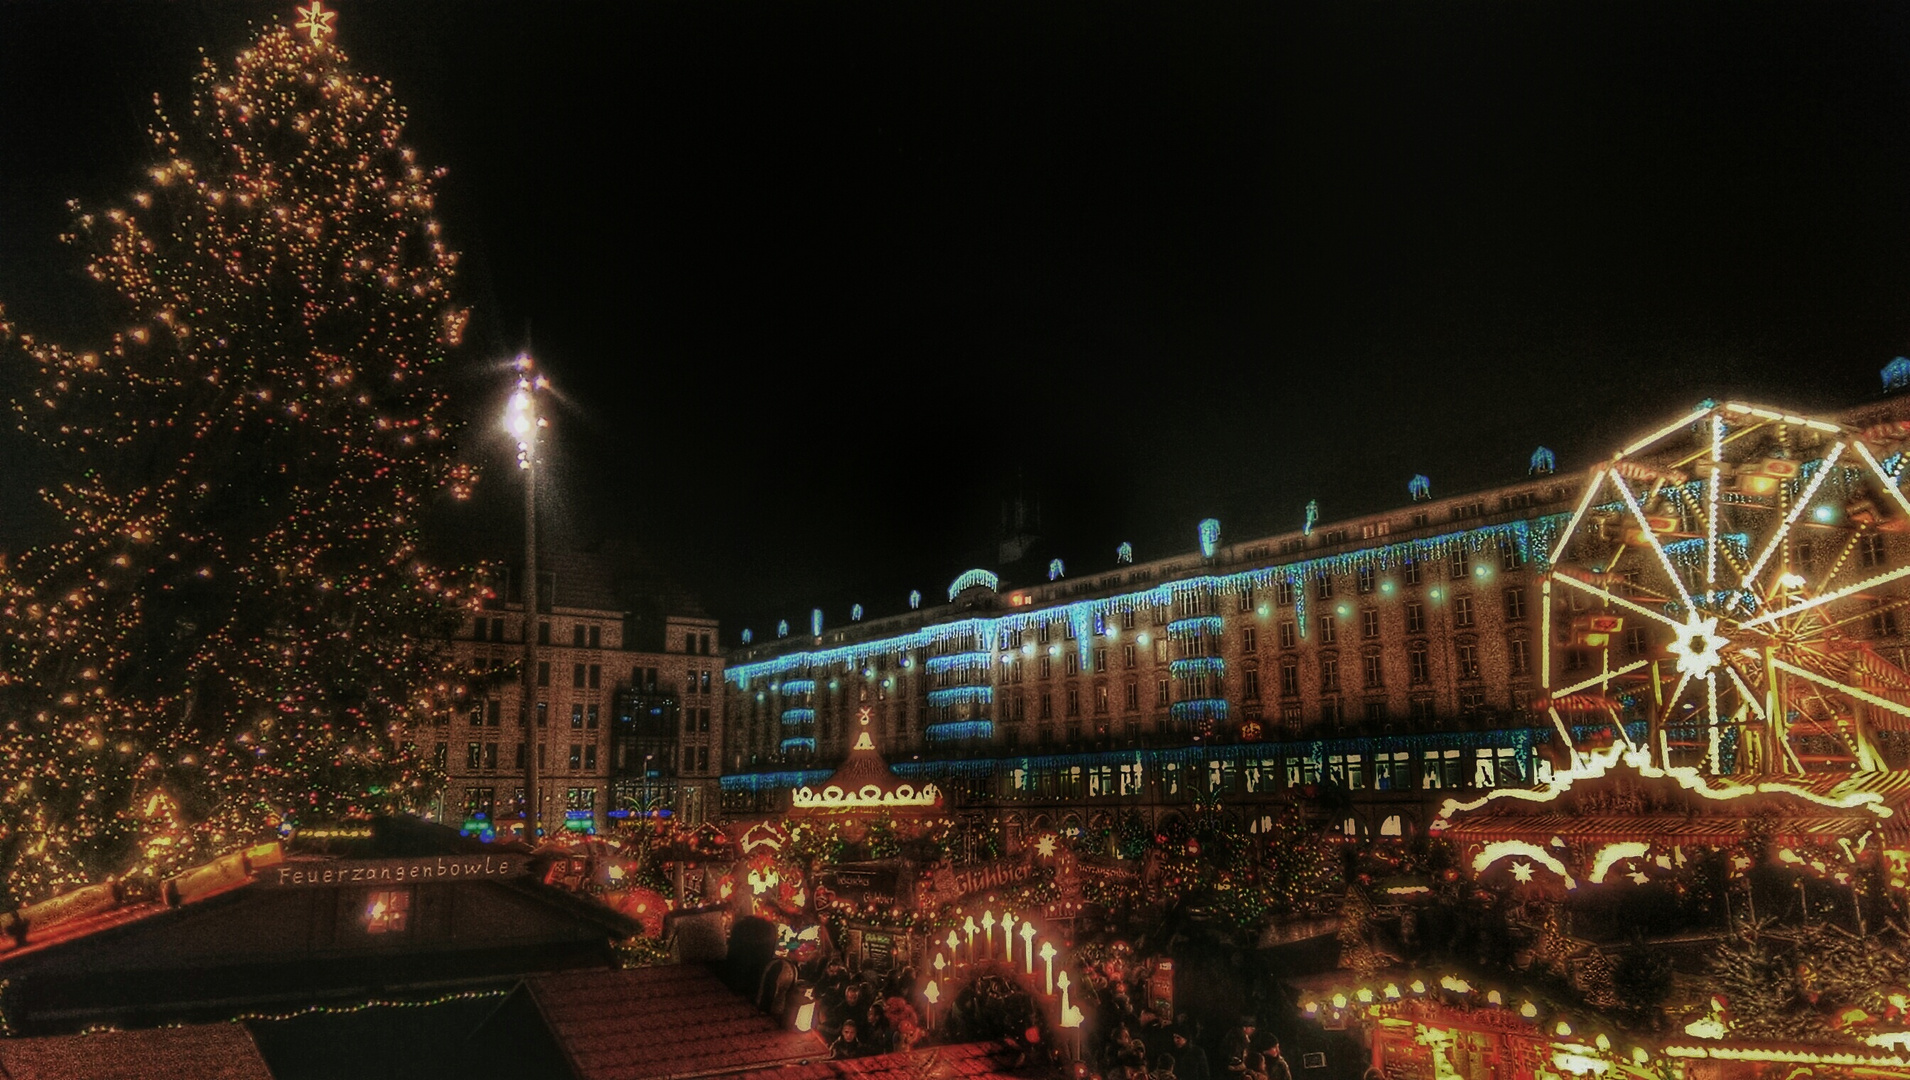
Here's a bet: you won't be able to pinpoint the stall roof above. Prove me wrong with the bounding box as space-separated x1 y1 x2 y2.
0 1024 274 1080
488 965 826 1079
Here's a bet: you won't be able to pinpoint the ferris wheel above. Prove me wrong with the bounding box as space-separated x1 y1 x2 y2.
1540 401 1910 777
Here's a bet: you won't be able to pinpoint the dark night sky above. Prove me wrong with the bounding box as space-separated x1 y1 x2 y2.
5 2 1910 638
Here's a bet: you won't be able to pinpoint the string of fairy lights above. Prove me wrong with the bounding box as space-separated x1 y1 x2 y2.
0 12 482 905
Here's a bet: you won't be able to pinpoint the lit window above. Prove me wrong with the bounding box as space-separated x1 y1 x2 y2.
364 889 410 934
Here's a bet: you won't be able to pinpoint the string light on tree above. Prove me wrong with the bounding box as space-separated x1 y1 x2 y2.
0 9 477 903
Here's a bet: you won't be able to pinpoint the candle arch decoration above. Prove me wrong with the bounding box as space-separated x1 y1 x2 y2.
1539 401 1910 778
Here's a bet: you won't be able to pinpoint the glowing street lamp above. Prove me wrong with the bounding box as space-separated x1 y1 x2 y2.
504 354 550 840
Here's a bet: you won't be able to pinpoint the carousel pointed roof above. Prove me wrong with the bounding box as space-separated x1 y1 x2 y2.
789 704 943 815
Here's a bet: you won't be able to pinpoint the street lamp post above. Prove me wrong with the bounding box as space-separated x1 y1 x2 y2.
506 355 547 842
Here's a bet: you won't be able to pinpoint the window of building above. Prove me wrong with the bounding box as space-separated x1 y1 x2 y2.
1277 579 1298 606
1242 665 1261 701
1095 686 1110 714
1237 589 1254 613
1449 549 1471 579
1405 603 1424 634
1279 620 1297 650
1318 616 1337 645
1362 654 1383 688
568 744 582 770
587 704 600 729
537 622 551 646
1500 538 1525 571
588 664 601 689
483 742 498 769
573 624 587 648
486 699 501 726
466 742 481 769
363 889 410 934
1094 648 1108 673
536 701 547 726
1123 643 1137 668
1040 692 1054 720
1402 558 1420 585
1410 697 1435 722
1504 588 1526 621
1455 643 1479 680
1121 607 1136 630
1453 595 1474 628
1508 638 1530 677
1066 688 1081 717
1863 532 1888 567
1157 678 1171 706
1361 609 1379 639
1039 655 1051 680
1125 683 1139 710
1321 656 1340 693
1459 690 1486 714
433 742 447 770
1316 574 1334 600
537 661 550 688
1280 656 1300 697
1241 626 1257 652
1321 697 1343 725
571 704 584 729
585 744 598 770
1357 566 1374 594
1066 652 1079 676
1408 642 1429 684
1871 601 1900 639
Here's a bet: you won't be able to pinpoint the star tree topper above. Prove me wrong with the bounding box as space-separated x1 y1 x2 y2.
296 1 337 44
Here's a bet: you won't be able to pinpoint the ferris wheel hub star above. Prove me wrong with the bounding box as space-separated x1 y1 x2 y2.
1666 611 1731 679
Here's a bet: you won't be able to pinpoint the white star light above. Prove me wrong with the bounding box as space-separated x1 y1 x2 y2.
1510 861 1536 883
1666 611 1730 678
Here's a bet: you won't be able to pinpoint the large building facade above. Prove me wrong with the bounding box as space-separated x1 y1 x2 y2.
421 552 724 834
719 393 1910 841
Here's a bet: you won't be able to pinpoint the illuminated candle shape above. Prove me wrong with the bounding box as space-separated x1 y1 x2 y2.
946 929 960 963
1040 940 1057 995
963 915 978 958
982 910 996 954
1058 970 1072 1016
1021 922 1037 974
924 979 940 1030
1001 913 1017 961
1062 1003 1084 1028
933 953 946 975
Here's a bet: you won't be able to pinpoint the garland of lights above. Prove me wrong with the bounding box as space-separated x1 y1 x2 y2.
727 517 1568 690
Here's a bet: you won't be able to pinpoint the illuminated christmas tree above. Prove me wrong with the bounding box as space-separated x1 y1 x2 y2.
0 8 477 904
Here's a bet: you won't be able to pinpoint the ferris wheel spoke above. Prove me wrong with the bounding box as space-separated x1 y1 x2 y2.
1852 439 1910 522
1740 441 1845 591
1611 469 1698 612
1549 658 1652 702
1724 661 1765 721
1622 403 1718 458
1770 656 1910 723
1553 573 1687 632
1708 414 1723 587
1550 467 1609 568
1660 669 1694 727
1740 562 1910 631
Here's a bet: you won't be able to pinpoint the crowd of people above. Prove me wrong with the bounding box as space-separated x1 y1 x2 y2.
1077 958 1294 1080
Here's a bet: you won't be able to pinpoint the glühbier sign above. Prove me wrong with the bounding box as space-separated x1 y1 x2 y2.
265 855 523 887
